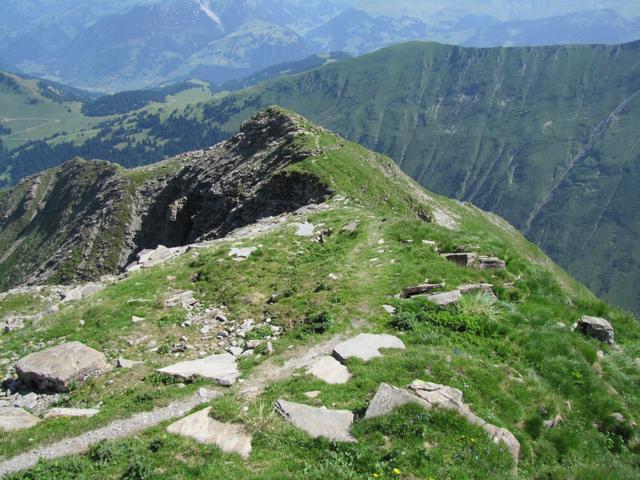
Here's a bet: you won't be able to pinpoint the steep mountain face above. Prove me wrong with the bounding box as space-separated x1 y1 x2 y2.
1 107 639 480
19 41 639 315
0 108 331 289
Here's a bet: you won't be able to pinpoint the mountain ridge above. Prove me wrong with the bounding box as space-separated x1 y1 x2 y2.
1 106 640 480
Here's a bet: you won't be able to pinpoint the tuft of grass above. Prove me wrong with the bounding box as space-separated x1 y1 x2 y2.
457 292 501 321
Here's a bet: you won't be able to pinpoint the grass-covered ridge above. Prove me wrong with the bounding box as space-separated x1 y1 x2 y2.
1 109 638 478
10 40 639 317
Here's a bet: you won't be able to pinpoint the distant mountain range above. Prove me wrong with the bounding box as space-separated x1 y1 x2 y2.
2 0 640 91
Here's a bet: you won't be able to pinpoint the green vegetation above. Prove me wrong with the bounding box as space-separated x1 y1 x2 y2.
4 40 640 317
0 111 638 478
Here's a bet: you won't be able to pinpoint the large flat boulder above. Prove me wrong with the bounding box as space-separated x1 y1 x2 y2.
306 356 351 384
275 399 355 442
576 316 615 344
157 353 240 386
0 407 40 431
167 407 251 459
15 341 109 393
332 334 405 363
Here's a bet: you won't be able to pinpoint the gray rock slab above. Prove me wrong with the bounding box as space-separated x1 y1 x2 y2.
117 358 142 369
365 383 430 419
442 252 478 267
228 247 257 260
15 342 109 393
293 222 315 237
44 408 100 419
426 290 462 306
275 399 355 442
158 353 240 386
0 407 40 431
401 283 446 299
408 380 465 409
332 334 405 363
306 356 351 384
167 407 252 459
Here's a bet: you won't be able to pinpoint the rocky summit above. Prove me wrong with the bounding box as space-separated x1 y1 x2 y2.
0 107 332 291
0 107 639 479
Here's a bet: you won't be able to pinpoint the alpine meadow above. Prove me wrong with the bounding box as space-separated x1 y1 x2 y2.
1 2 640 480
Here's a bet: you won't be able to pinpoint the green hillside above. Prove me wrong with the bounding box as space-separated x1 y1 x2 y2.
66 40 640 317
0 108 639 479
3 40 640 318
206 41 640 317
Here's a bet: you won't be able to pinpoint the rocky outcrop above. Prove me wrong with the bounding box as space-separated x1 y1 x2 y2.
0 108 332 292
576 316 615 344
365 382 520 464
15 342 109 393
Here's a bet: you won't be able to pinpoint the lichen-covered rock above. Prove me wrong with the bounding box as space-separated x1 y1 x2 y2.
15 342 109 393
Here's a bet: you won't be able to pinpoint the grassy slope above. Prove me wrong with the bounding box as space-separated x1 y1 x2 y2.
0 73 216 152
66 40 637 317
1 115 638 478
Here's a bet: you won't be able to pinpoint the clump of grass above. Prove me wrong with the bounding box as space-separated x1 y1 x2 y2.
245 401 282 437
457 293 501 321
245 325 272 340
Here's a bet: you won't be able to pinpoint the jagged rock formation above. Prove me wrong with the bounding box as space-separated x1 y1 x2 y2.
0 108 332 291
